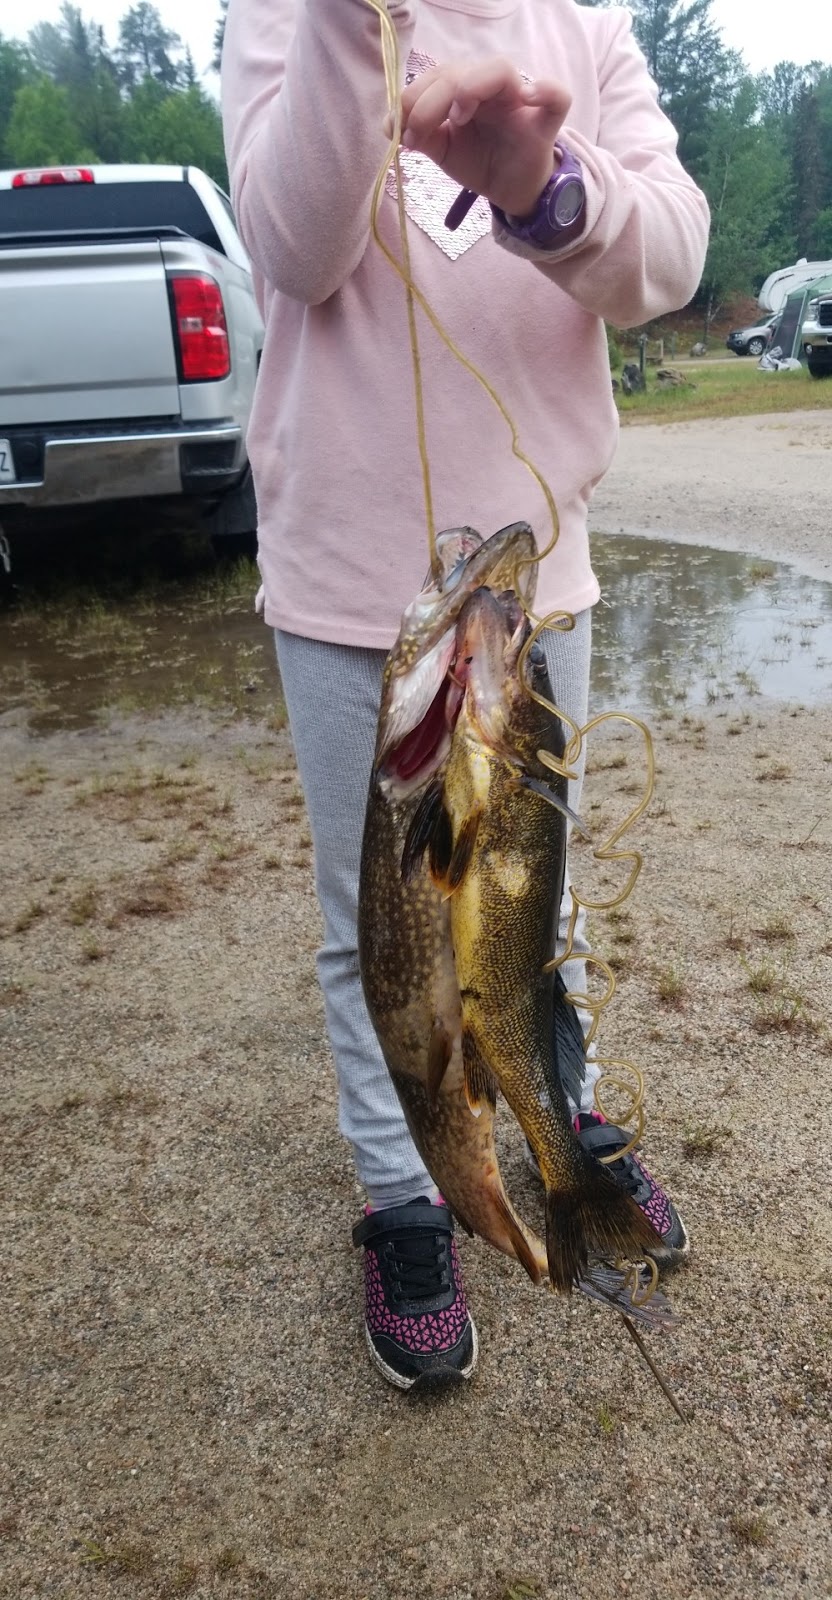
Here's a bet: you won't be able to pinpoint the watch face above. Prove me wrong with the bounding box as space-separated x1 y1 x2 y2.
552 177 584 227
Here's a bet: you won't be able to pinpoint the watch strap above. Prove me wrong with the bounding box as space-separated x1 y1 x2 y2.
492 144 586 251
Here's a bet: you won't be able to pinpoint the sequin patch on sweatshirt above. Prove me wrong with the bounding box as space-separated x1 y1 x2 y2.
385 49 494 260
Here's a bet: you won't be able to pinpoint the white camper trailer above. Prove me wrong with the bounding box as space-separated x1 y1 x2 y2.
759 258 832 313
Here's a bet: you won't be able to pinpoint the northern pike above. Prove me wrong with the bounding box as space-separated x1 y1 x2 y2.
414 585 664 1292
358 524 548 1283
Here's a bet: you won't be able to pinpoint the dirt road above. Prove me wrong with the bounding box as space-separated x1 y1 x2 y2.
594 408 832 582
2 412 831 1599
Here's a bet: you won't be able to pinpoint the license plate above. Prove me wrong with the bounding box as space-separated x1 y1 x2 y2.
0 440 15 483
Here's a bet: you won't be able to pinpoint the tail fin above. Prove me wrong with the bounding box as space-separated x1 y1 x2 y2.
578 1260 677 1330
544 1162 663 1294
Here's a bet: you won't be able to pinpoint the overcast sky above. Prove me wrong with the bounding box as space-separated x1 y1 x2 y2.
5 0 832 79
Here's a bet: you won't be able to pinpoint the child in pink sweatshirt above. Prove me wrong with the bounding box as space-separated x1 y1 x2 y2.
222 0 709 1392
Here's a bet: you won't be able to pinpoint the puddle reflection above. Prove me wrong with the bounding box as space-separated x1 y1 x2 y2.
2 536 831 736
590 535 832 713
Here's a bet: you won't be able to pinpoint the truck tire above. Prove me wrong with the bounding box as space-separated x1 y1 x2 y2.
808 361 831 379
207 464 258 542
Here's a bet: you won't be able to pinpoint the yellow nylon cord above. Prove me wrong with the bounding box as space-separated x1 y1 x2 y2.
361 0 560 572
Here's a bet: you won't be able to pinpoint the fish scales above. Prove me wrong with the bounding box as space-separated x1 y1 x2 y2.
358 525 548 1284
442 588 664 1291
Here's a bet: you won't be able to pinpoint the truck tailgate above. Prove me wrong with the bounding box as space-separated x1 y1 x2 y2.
0 240 180 427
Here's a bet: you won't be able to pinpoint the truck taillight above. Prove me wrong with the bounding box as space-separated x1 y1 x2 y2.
170 275 230 382
12 167 94 187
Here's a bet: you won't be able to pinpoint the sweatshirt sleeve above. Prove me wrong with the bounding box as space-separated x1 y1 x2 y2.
492 8 710 328
221 0 416 305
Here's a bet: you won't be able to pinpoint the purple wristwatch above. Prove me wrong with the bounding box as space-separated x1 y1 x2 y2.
494 145 586 249
445 145 586 250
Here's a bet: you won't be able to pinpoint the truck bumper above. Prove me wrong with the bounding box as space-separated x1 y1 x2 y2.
0 421 244 509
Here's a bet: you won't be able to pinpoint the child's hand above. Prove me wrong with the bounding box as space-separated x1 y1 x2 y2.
396 58 571 218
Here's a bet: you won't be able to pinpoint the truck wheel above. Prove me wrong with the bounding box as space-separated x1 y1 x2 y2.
207 465 258 546
808 362 831 379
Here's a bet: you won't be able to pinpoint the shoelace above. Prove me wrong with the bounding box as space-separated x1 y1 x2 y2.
383 1231 452 1304
577 1118 649 1200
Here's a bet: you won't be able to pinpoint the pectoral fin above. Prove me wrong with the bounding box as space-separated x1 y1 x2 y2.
461 1026 498 1118
442 809 483 896
403 784 482 897
401 778 453 884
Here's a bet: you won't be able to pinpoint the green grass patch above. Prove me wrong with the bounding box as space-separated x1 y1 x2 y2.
617 360 832 424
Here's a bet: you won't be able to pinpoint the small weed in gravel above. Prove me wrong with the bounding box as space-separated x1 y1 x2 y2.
120 871 185 918
597 1403 618 1435
682 1121 732 1160
753 991 811 1034
729 1512 770 1547
168 1561 200 1594
79 1537 153 1574
502 1581 542 1600
214 1547 243 1575
724 915 745 952
67 885 99 925
13 901 45 934
656 963 686 1005
742 957 776 994
755 763 791 782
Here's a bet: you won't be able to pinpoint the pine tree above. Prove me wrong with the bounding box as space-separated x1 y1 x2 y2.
791 88 826 254
116 2 182 90
212 0 228 75
628 0 739 178
0 35 33 163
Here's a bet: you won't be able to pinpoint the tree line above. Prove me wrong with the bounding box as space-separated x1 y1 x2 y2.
2 0 832 326
0 2 227 186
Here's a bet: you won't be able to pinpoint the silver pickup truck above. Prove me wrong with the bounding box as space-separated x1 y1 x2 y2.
0 162 264 551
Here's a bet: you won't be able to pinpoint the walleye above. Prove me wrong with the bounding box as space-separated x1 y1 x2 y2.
358 524 548 1283
414 586 664 1292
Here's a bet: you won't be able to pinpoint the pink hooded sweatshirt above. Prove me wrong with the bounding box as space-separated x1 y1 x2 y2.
221 0 709 647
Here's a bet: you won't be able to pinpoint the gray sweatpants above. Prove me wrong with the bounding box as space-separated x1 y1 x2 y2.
276 610 599 1208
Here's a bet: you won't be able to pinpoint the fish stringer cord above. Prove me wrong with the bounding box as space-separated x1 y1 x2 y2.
361 0 562 581
363 1 670 1335
544 707 657 1161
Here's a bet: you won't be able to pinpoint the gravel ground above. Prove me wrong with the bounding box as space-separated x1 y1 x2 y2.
593 408 832 583
2 411 832 1599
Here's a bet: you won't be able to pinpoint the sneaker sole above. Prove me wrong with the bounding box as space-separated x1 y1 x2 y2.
649 1213 691 1269
363 1317 479 1393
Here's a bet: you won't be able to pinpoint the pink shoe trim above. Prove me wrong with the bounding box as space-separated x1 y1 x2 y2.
363 1239 469 1355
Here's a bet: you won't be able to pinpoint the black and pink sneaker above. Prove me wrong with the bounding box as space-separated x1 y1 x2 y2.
524 1111 690 1267
352 1197 478 1391
573 1112 690 1266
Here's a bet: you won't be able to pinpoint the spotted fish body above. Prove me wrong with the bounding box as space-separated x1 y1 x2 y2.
358 526 547 1283
440 589 664 1292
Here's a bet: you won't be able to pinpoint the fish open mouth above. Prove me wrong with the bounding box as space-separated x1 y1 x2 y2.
377 541 542 803
379 649 467 800
379 634 468 798
379 587 534 798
